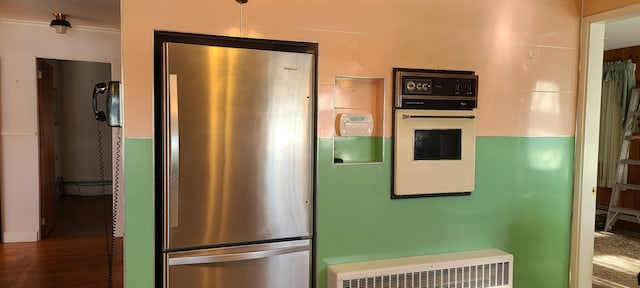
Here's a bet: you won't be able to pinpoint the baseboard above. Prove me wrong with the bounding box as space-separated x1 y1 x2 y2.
64 185 113 196
3 231 38 243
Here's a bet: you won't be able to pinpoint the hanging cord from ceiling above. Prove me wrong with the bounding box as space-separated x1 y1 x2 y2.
237 0 248 37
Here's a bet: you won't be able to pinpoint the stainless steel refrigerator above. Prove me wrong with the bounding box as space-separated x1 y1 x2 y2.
157 33 316 288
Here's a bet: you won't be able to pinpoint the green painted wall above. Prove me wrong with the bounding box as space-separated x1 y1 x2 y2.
317 136 574 288
124 136 574 287
333 136 384 164
124 138 155 288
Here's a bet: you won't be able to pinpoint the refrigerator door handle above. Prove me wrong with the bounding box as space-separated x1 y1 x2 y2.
168 243 309 266
168 74 180 228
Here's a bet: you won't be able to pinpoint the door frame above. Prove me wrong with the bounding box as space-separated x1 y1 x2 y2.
34 58 122 239
36 58 57 239
571 3 640 288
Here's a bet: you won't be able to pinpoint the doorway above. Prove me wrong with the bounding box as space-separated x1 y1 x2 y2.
573 4 640 288
37 58 114 238
592 20 640 287
32 58 123 286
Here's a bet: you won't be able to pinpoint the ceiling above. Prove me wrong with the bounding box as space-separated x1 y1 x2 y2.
0 0 638 50
0 0 120 30
604 16 640 51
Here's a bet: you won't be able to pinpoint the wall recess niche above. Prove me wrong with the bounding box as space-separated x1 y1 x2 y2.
333 76 385 164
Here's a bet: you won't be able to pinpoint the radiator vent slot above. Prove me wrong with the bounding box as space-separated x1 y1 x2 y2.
328 249 513 288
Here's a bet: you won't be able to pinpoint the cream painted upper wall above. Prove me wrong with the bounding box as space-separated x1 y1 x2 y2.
123 0 580 138
0 20 121 241
0 21 121 132
583 0 640 16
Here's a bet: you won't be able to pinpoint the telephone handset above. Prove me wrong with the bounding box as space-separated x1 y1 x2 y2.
93 81 122 127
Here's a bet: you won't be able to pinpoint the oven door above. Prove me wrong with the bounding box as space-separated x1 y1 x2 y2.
393 109 476 196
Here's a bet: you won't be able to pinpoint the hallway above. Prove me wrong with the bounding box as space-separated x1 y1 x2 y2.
0 195 123 288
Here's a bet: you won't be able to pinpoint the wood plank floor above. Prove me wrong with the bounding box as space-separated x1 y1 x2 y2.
0 195 123 288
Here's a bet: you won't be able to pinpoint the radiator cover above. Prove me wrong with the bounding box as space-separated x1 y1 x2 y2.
327 249 513 288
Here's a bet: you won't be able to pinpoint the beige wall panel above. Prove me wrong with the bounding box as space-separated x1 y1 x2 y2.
121 76 153 138
380 42 578 93
242 0 578 48
122 0 579 138
385 0 578 48
238 25 398 138
584 0 640 16
121 19 154 80
241 26 392 85
476 91 576 136
121 7 239 136
122 16 240 81
121 18 153 137
477 45 579 93
296 34 576 137
123 0 240 25
242 1 396 34
318 84 335 137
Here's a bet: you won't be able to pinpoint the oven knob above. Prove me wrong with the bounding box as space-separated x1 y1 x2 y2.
406 81 416 91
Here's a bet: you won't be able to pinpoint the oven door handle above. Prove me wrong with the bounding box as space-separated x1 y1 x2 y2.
402 114 475 119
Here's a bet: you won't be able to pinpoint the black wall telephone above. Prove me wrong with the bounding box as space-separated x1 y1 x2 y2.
93 81 122 127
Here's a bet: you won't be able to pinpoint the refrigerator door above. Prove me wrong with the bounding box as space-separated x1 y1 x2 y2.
166 240 310 287
164 43 314 250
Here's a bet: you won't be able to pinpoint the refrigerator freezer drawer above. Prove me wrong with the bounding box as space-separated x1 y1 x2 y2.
166 240 311 288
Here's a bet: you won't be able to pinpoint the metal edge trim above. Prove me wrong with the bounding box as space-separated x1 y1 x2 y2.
167 240 311 266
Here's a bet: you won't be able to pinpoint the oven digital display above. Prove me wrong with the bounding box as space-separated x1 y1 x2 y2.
414 129 462 160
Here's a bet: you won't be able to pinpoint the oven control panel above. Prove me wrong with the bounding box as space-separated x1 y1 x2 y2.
404 79 432 94
394 68 478 110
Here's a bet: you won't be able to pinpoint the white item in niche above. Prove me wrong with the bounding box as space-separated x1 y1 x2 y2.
338 113 374 136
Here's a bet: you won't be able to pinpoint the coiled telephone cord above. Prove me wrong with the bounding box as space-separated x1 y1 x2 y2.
97 123 120 288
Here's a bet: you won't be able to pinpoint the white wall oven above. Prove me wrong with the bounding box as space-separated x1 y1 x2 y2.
392 68 478 197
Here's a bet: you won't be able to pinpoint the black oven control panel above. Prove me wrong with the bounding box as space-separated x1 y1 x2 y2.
393 68 478 110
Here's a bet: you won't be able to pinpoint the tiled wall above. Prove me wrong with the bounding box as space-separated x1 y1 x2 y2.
121 0 580 287
122 0 580 138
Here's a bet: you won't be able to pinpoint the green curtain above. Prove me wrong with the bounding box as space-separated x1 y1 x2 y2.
603 59 637 125
598 60 636 188
598 81 624 188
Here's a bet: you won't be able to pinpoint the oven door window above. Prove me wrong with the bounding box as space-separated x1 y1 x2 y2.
414 129 461 160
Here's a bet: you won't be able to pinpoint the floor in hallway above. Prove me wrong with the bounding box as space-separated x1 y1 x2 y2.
0 195 123 288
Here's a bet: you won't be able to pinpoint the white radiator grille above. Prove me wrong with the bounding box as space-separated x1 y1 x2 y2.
328 249 513 288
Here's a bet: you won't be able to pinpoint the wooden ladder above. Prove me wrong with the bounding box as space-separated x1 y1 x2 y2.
605 88 640 231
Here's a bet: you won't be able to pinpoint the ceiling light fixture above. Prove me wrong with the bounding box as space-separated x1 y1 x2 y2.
50 13 71 34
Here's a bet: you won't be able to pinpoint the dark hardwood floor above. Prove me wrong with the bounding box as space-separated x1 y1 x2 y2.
0 195 123 288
